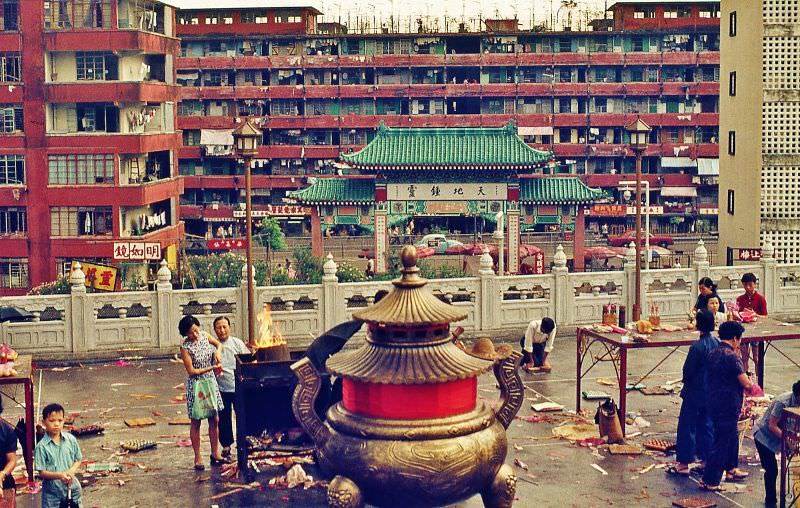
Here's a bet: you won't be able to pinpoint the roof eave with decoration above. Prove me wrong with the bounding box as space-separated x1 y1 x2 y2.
518 177 610 205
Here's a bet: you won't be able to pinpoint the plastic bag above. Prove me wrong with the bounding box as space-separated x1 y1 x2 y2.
191 377 220 420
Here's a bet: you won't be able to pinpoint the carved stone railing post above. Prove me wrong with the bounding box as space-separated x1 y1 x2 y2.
69 262 88 353
478 249 496 332
623 242 637 321
155 260 174 348
322 253 339 331
761 241 777 313
552 245 569 326
694 239 710 298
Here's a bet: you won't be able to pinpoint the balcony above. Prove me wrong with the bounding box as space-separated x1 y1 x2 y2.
45 82 179 103
48 132 181 154
43 31 178 55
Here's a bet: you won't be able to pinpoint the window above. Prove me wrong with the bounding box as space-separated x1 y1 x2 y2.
728 130 736 155
727 189 735 215
634 8 655 19
729 71 736 96
678 7 691 18
222 12 233 24
50 206 113 236
0 207 25 234
729 11 737 37
44 0 111 29
0 53 20 82
76 52 117 80
0 257 27 288
2 0 18 30
204 13 218 24
0 105 22 133
0 154 23 184
48 154 114 185
664 9 678 19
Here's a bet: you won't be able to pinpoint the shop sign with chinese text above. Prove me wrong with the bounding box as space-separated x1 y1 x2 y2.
233 205 311 218
70 261 118 292
737 248 761 261
113 242 162 261
587 204 627 217
208 238 248 250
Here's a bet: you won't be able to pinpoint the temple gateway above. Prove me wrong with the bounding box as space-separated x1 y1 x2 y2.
289 122 608 273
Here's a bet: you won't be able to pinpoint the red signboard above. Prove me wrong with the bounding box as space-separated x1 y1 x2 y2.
738 248 762 261
588 204 627 217
208 238 248 250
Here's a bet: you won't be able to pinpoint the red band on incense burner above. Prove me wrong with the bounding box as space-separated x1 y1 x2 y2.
342 377 477 419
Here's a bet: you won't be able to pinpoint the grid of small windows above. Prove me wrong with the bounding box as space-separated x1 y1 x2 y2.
0 257 27 288
761 166 800 219
76 52 110 80
47 154 114 185
763 102 800 154
763 37 800 89
763 0 800 24
761 231 800 263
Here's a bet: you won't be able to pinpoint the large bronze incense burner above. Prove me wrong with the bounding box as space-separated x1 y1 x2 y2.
291 246 524 508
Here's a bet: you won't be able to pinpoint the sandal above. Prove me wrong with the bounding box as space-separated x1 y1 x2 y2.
725 468 749 481
674 465 691 476
210 455 230 466
194 463 205 471
699 480 725 492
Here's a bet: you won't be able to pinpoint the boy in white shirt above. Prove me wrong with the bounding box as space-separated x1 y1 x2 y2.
521 317 557 373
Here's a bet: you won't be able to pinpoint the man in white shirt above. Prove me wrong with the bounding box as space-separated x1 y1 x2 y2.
521 317 557 373
213 316 250 457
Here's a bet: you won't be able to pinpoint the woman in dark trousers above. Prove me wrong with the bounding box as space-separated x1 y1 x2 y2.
694 277 725 313
701 321 755 491
674 309 718 475
753 380 800 507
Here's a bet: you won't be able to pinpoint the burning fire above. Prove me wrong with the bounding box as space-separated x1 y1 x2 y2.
255 304 287 349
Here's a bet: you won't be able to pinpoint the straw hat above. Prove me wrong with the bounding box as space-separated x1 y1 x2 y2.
466 337 512 361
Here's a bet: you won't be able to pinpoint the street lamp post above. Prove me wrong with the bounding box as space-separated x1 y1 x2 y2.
232 119 262 347
625 118 651 321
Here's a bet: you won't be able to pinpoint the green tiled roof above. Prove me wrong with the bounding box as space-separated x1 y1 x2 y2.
520 177 608 204
289 178 375 205
341 122 552 169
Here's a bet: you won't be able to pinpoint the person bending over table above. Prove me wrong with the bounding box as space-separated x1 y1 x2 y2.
753 379 800 507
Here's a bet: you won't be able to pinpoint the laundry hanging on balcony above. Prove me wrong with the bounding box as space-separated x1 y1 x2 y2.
127 107 157 131
200 129 234 156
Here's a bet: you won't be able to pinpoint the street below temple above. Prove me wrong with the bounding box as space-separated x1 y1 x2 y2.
9 332 796 508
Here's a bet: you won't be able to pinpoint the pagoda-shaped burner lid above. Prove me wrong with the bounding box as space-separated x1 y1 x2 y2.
352 246 468 327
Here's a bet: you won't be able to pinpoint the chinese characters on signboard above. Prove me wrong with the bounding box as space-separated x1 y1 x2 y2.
113 242 162 261
70 261 118 292
208 238 248 250
386 183 507 201
587 204 627 217
737 248 762 261
232 205 311 218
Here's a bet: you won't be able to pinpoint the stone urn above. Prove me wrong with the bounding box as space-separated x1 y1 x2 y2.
291 246 523 508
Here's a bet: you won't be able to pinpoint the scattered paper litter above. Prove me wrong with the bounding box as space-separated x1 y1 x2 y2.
552 423 597 441
531 402 563 412
596 378 616 386
50 367 71 372
591 464 608 475
638 464 656 474
286 464 314 489
513 458 528 471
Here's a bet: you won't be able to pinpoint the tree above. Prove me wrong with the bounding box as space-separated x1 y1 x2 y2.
257 217 287 284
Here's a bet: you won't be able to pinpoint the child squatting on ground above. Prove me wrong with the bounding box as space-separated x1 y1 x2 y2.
34 403 82 508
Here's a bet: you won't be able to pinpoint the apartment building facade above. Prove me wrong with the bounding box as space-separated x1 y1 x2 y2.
719 0 800 263
0 0 182 295
175 0 721 244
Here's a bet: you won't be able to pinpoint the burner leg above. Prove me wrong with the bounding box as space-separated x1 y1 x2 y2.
481 464 517 508
327 475 364 508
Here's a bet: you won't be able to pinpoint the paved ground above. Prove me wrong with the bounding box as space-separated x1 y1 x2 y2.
6 330 796 508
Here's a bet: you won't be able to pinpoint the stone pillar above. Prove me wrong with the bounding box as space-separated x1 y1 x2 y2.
694 239 710 288
155 260 174 348
507 209 520 274
552 245 569 325
69 262 88 354
623 242 637 320
761 241 776 313
310 207 324 258
573 206 586 272
321 253 338 331
478 249 496 333
374 205 388 274
239 263 256 343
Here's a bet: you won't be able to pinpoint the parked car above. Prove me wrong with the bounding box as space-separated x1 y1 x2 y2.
414 234 464 254
608 230 674 247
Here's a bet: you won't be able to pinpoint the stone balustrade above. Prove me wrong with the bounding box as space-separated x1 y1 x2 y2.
2 242 799 359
